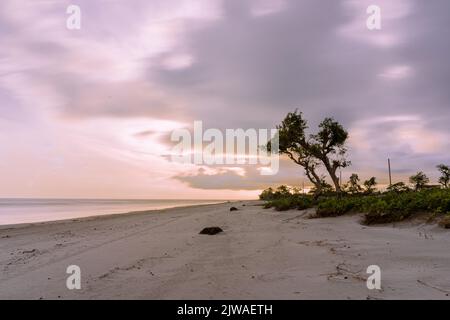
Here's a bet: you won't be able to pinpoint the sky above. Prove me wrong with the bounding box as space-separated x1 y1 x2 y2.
0 0 449 199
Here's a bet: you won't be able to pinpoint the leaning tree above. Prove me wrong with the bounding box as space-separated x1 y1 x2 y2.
267 112 325 197
268 110 350 195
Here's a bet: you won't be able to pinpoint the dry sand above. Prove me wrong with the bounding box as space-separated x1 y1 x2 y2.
0 201 449 299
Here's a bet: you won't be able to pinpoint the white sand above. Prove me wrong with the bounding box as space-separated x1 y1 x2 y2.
0 201 449 299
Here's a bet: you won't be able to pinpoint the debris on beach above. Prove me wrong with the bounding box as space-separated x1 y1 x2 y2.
230 207 238 211
199 227 223 235
22 249 37 254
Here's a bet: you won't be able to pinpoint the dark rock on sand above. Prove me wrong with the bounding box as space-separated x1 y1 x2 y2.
230 207 238 211
199 227 223 235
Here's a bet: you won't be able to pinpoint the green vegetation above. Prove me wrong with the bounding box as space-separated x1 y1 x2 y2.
437 164 450 189
363 177 377 195
259 185 312 211
386 182 410 193
266 110 350 197
409 171 430 191
260 186 450 225
344 173 363 194
262 110 450 228
263 195 313 211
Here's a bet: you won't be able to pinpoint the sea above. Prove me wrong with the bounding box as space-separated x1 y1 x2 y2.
0 198 225 225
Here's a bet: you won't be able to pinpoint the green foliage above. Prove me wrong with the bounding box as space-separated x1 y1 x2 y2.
260 185 314 211
361 189 450 224
274 185 291 198
409 171 430 191
259 187 275 200
316 189 450 222
437 164 450 188
386 182 410 193
309 180 334 195
269 110 350 194
273 111 307 151
262 188 450 226
344 173 362 194
259 185 293 201
316 197 358 217
264 194 313 211
363 177 377 194
313 118 348 150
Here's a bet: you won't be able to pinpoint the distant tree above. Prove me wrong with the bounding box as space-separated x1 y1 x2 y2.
386 182 410 193
291 187 302 195
275 185 291 197
345 173 362 194
409 171 430 191
437 164 449 188
268 110 350 195
363 177 377 194
309 180 334 195
259 185 296 200
259 187 275 200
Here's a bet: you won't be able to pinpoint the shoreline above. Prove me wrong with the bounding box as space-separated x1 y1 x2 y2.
0 200 230 230
1 200 449 299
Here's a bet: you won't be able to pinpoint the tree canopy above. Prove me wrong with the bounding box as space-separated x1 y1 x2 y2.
268 110 350 196
409 171 430 191
437 164 449 188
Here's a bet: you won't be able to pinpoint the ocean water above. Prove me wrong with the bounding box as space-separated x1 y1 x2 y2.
0 199 224 226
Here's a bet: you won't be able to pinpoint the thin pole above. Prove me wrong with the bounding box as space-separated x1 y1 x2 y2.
302 180 305 195
388 158 392 186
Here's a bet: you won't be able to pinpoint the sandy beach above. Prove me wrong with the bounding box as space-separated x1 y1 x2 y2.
1 201 449 300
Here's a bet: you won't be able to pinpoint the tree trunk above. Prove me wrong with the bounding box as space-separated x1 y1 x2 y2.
323 159 341 193
305 166 323 199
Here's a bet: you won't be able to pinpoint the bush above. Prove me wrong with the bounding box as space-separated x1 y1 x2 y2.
259 185 294 201
264 194 313 211
316 197 357 217
362 189 450 224
261 187 450 226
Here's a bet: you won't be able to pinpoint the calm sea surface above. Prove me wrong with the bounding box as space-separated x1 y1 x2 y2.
0 199 225 225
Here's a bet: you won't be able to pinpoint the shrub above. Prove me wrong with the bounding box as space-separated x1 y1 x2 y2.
264 194 313 211
386 182 410 193
362 189 450 224
316 197 356 217
261 187 450 226
259 185 293 201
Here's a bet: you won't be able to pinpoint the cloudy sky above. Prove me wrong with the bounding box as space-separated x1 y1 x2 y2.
0 0 449 199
